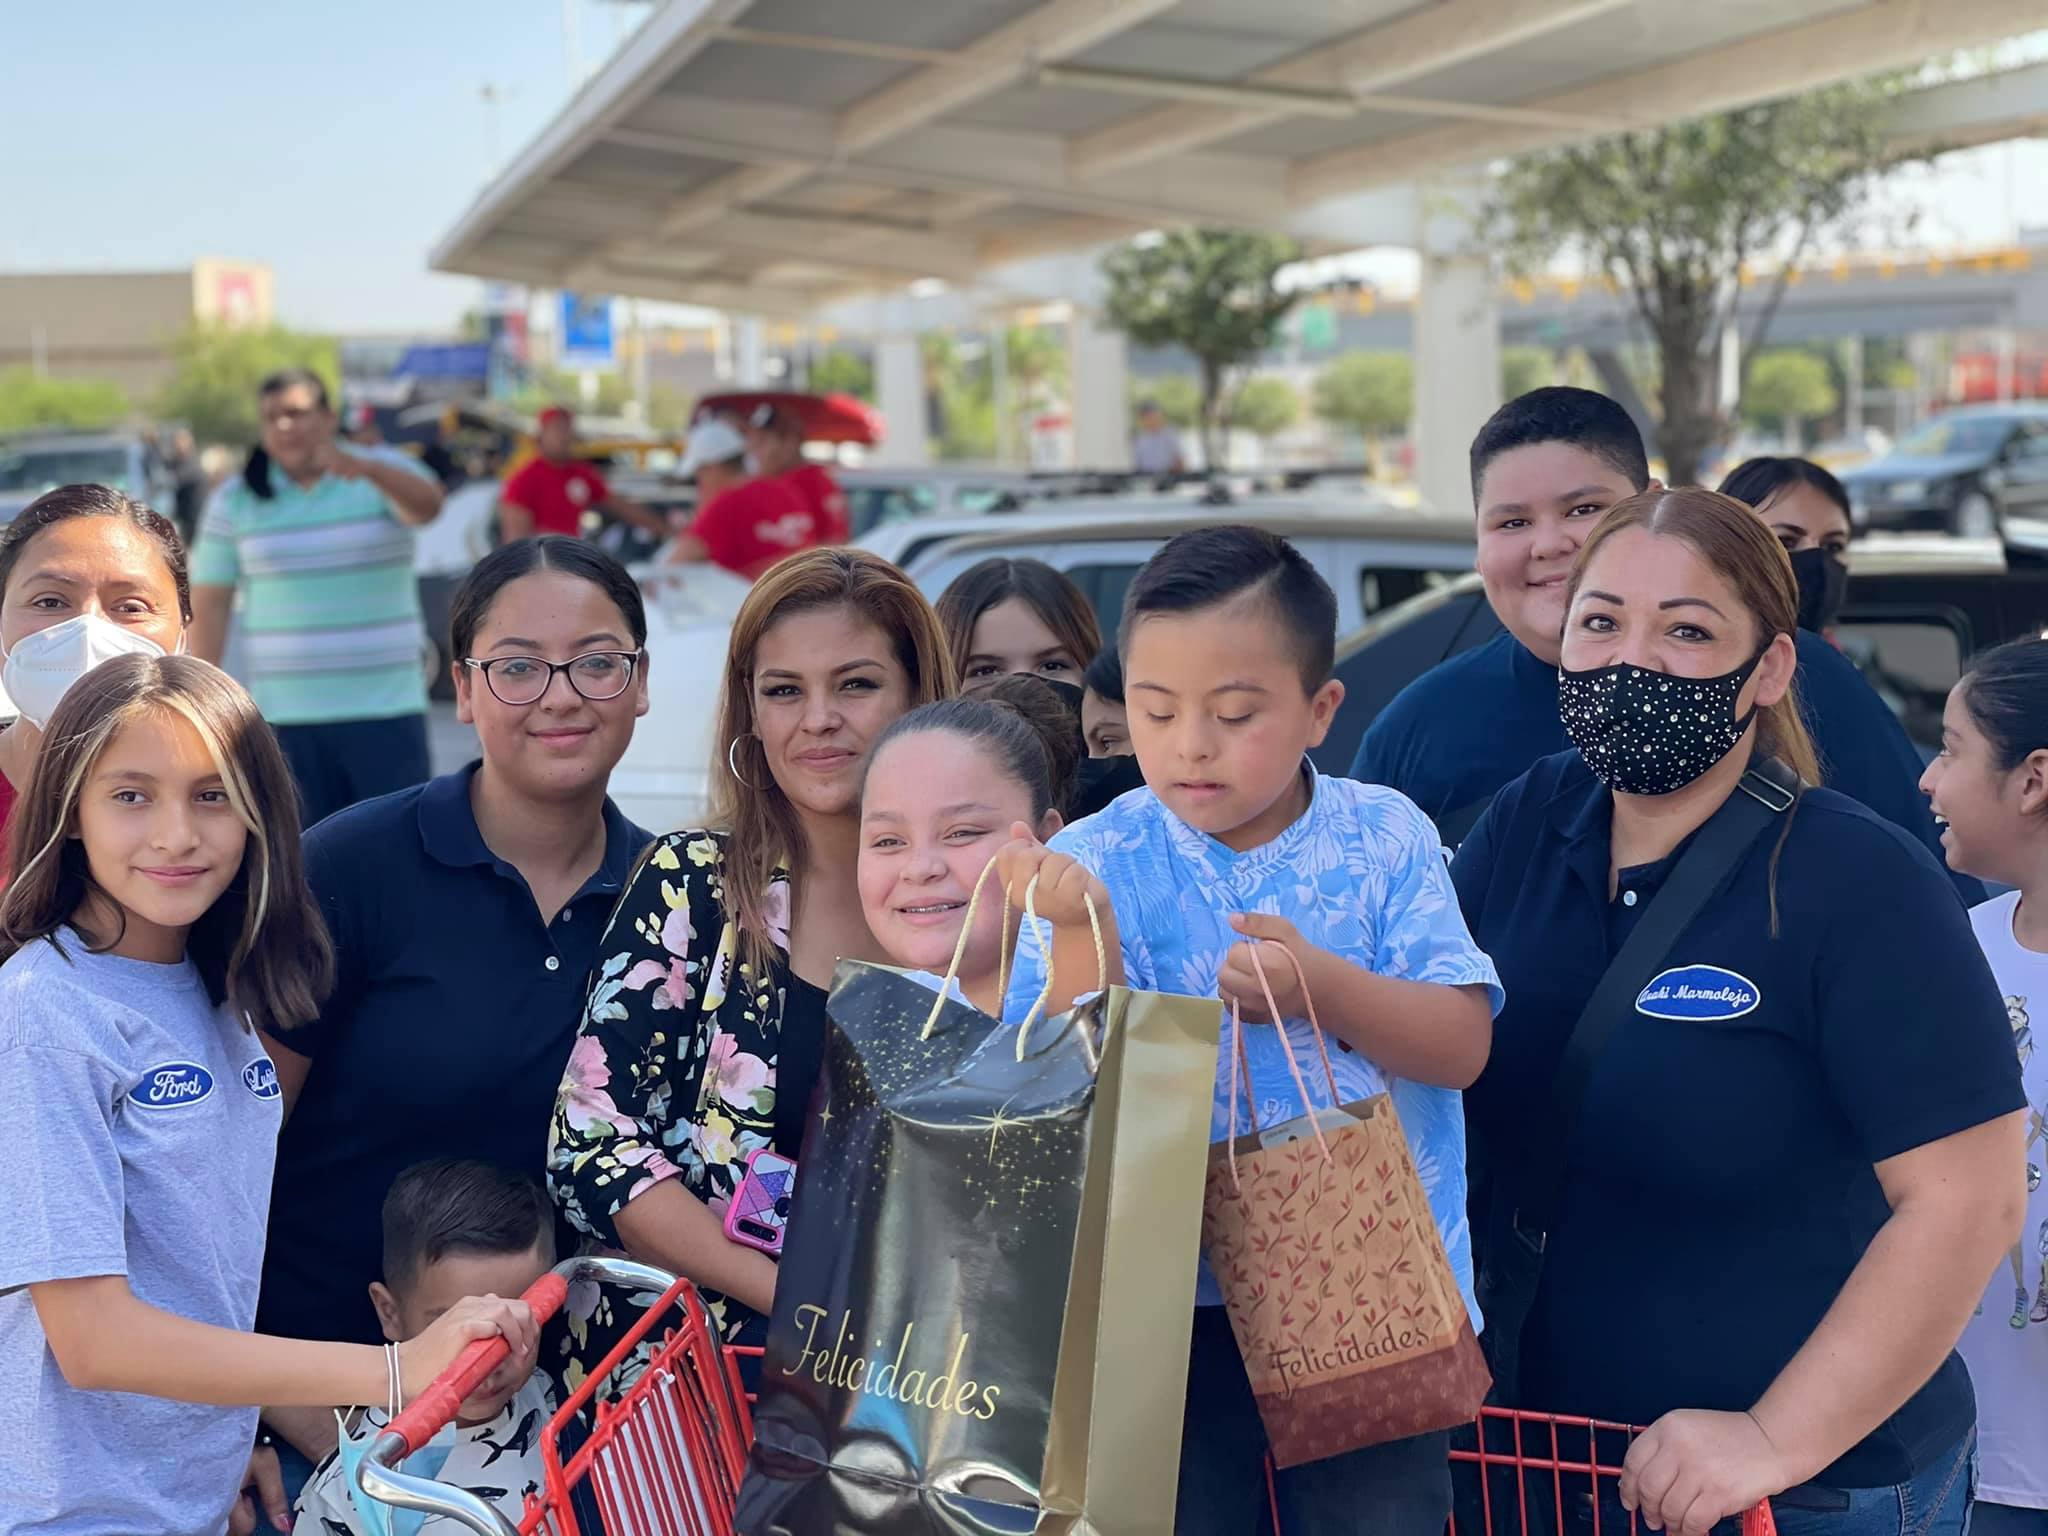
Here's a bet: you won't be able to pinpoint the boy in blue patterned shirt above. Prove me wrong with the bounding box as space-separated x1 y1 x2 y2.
1000 525 1502 1535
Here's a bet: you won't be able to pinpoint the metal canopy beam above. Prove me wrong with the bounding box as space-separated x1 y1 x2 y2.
831 0 1180 156
1066 0 1634 180
1289 0 2048 204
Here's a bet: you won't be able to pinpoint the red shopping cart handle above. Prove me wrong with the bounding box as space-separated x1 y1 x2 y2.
382 1271 570 1456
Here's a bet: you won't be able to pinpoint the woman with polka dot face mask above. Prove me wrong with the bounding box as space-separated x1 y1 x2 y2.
1554 490 1802 799
1449 487 2025 1536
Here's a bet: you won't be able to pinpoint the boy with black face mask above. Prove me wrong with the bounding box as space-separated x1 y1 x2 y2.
1349 387 1975 900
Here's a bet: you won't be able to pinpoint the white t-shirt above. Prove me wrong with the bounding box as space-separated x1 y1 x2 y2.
1962 890 2048 1511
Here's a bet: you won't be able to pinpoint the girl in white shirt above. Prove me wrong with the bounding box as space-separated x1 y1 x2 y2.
1922 636 2048 1536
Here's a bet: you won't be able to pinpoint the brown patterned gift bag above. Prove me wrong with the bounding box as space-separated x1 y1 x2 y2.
1199 946 1490 1469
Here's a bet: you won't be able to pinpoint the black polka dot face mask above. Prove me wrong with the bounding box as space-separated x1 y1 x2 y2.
1557 649 1768 796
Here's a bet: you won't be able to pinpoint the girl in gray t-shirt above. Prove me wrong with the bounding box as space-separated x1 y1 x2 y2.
0 654 535 1536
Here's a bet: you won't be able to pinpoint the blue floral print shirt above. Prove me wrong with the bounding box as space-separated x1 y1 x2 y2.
1006 770 1503 1322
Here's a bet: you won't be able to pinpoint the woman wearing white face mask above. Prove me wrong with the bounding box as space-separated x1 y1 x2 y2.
0 484 191 827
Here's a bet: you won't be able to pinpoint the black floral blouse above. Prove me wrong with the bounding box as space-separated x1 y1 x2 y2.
547 829 801 1360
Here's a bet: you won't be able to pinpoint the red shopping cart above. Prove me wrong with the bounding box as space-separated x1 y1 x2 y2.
356 1256 753 1536
1441 1408 1777 1536
358 1260 1772 1536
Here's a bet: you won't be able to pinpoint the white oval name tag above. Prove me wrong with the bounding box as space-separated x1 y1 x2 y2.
1635 964 1761 1021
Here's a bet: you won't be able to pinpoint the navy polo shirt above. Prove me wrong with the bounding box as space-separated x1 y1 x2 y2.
257 765 651 1347
1451 750 2022 1487
1352 630 1983 903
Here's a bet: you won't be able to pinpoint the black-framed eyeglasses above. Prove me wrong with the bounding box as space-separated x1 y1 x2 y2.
463 650 643 706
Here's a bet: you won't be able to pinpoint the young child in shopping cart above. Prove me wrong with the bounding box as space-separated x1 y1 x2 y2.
0 655 535 1536
295 1159 558 1535
995 526 1503 1536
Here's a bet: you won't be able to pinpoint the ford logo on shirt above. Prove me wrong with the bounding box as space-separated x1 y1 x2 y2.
1635 965 1761 1022
132 1062 215 1110
243 1059 281 1100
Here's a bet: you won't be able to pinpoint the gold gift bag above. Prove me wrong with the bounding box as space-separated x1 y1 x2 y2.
1199 948 1490 1470
737 867 1219 1534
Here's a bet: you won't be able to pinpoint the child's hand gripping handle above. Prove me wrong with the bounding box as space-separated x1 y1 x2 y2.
917 844 1107 1071
1220 938 1344 1193
382 1270 568 1457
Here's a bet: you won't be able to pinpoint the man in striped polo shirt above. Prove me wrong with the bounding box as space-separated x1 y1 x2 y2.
190 369 445 828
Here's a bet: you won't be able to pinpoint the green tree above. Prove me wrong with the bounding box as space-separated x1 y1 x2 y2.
645 382 695 435
808 347 874 400
1743 350 1839 445
157 323 340 446
512 367 632 420
1100 229 1302 468
1133 375 1201 430
1501 346 1556 401
1313 352 1413 440
1227 376 1302 443
1489 79 1906 486
921 334 997 461
0 370 130 432
997 323 1069 456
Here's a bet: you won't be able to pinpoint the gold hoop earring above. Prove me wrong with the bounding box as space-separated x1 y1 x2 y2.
728 734 757 789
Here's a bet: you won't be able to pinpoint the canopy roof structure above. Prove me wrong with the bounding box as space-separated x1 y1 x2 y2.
432 0 2041 317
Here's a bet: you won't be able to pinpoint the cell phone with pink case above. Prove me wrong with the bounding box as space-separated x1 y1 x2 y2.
723 1148 797 1255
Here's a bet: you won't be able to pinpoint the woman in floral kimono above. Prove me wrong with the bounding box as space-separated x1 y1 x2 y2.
547 548 953 1374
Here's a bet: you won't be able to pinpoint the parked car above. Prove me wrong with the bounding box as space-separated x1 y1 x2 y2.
603 562 754 836
1838 405 2048 538
864 497 1477 637
839 467 1071 535
602 500 1473 835
0 431 174 525
1313 536 2048 778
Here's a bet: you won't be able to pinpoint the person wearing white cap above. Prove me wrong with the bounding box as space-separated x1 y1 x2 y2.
665 414 819 581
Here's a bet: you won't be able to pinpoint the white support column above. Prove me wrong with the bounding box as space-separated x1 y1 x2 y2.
733 316 767 387
1843 335 1864 435
1069 310 1132 471
873 335 931 468
1412 180 1501 519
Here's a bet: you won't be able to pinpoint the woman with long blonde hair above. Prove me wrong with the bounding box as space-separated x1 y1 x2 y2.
548 548 952 1356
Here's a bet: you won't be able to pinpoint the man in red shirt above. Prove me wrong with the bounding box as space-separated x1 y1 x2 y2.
498 406 666 542
665 416 818 581
744 402 851 544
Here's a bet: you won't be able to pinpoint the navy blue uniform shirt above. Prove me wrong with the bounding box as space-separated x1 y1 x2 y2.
1451 749 2022 1487
1353 630 1983 903
257 765 651 1346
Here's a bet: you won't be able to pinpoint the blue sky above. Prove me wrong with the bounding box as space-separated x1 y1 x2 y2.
5 4 2046 338
0 0 639 333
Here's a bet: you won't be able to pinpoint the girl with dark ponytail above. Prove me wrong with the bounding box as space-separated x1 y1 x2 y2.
1920 638 2048 1529
856 676 1078 1014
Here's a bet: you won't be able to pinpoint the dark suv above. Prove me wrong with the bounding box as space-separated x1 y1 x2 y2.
1838 405 2048 538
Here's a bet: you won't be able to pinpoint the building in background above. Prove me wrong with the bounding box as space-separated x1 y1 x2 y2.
0 259 274 401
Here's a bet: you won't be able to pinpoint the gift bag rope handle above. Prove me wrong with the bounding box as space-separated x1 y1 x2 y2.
1222 938 1344 1192
916 852 1107 1070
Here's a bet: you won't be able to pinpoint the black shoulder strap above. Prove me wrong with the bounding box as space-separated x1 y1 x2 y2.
1517 757 1799 1232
